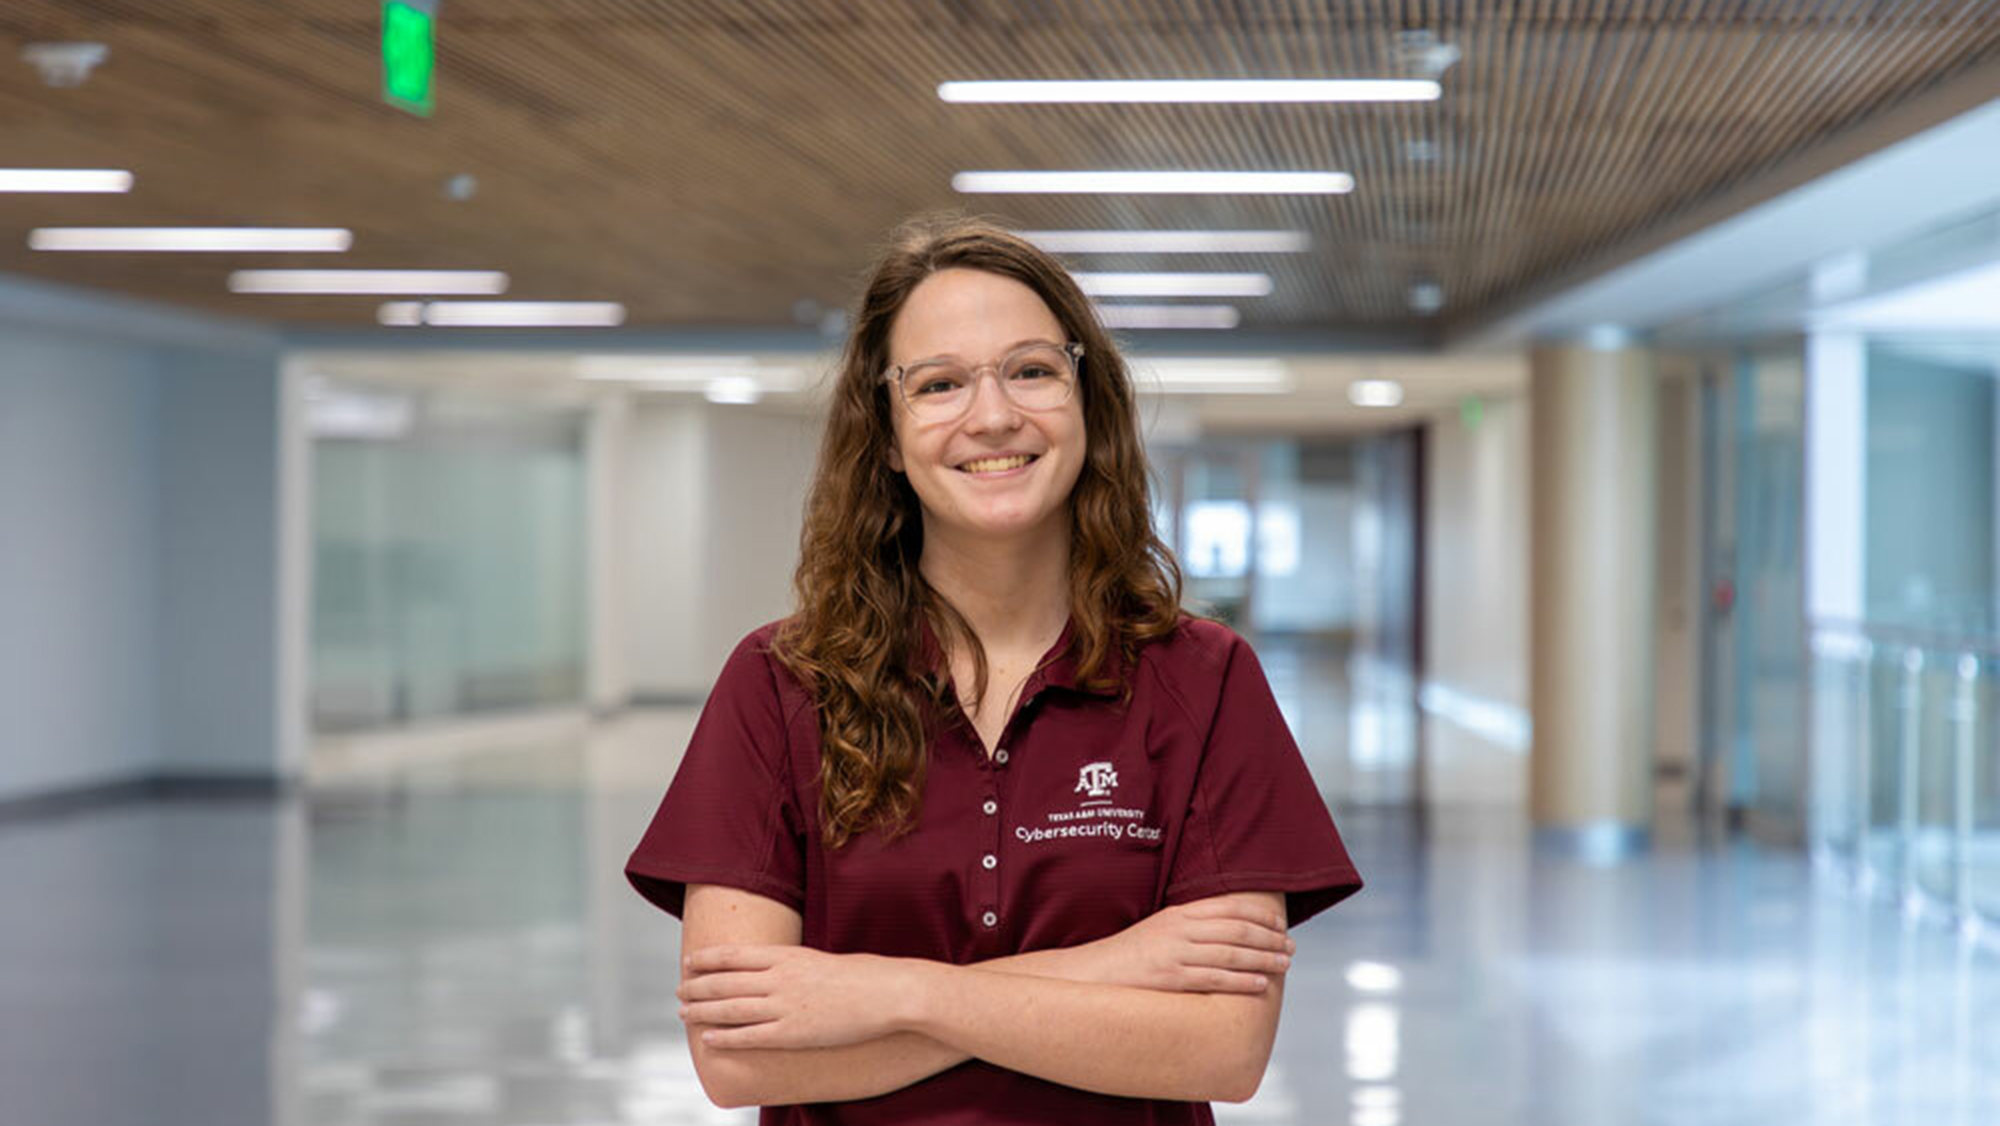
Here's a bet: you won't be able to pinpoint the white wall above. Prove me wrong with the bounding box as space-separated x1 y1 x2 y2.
155 347 284 777
617 400 820 698
621 402 711 697
697 407 820 671
0 285 284 803
0 327 163 798
1422 398 1532 805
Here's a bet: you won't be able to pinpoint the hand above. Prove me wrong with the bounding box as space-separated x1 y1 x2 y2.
1089 897 1294 994
678 945 910 1050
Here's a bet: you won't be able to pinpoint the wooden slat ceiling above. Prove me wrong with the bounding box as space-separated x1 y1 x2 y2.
1 1 1996 334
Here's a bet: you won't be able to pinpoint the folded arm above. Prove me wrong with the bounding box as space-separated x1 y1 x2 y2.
899 952 1281 1103
679 884 1109 1107
678 884 1286 1108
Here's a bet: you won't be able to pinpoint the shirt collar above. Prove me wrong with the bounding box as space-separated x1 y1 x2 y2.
916 613 1124 698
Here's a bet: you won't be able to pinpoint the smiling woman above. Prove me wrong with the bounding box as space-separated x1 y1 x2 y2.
624 216 1363 1125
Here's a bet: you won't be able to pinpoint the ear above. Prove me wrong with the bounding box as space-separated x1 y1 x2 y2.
885 442 905 474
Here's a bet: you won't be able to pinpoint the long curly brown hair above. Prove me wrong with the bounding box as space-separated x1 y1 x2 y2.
771 215 1184 850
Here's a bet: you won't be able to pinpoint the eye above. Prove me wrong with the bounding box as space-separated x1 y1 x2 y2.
908 368 969 397
1011 364 1058 381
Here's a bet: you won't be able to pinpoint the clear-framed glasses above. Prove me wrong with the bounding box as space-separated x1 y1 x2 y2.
883 340 1084 424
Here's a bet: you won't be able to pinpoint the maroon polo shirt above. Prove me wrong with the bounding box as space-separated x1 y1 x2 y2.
626 614 1362 1125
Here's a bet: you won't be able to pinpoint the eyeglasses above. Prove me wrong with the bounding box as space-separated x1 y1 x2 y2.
883 340 1083 424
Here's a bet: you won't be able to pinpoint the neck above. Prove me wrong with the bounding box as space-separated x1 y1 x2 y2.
918 515 1072 656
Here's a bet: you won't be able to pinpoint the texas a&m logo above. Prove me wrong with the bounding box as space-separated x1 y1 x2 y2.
1074 761 1119 800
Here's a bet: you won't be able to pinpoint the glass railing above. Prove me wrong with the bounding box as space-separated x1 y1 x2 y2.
1809 620 1999 936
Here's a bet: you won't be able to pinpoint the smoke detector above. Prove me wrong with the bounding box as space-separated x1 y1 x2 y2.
22 42 109 88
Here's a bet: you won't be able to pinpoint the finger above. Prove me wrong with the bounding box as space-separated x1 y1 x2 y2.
1190 967 1272 994
1202 901 1288 935
681 997 778 1027
701 1024 774 1050
1190 920 1290 951
684 945 784 975
1190 942 1292 975
677 970 772 1003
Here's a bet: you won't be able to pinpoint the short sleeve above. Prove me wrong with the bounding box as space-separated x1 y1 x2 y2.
1162 631 1363 928
624 629 808 919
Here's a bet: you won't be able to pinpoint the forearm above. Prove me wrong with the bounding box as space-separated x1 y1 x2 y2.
698 944 1105 1107
899 962 1274 1103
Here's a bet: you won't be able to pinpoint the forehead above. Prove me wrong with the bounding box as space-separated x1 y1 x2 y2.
888 267 1066 363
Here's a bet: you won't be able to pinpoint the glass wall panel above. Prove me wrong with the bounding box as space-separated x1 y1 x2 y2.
310 382 589 733
1151 435 1420 804
1802 331 2000 933
1720 344 1807 838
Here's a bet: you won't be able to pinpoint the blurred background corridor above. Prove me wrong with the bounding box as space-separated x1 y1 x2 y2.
3 3 2000 1124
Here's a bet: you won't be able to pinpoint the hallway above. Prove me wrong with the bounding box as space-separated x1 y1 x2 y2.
5 708 1995 1126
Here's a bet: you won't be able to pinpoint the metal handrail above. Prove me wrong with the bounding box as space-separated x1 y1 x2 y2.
1810 617 2000 660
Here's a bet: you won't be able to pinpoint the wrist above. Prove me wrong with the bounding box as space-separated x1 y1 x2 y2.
891 956 947 1036
1079 938 1118 984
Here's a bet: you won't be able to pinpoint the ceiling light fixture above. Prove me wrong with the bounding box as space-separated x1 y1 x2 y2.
575 355 786 382
0 168 133 192
1348 379 1405 408
953 170 1352 194
939 79 1440 103
31 227 354 252
1128 357 1293 395
1017 229 1310 254
704 377 763 405
232 269 508 295
377 300 626 327
1095 304 1242 330
1074 272 1273 298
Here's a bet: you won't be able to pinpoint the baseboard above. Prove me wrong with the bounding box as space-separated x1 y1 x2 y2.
0 771 294 824
627 691 709 709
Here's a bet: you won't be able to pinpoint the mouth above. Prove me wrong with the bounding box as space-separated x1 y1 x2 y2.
956 454 1039 476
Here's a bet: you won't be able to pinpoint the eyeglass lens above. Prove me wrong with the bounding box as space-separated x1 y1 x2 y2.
900 344 1075 419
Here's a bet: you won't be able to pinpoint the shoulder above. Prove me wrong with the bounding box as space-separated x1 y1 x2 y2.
1139 613 1252 679
1132 614 1257 724
714 619 812 711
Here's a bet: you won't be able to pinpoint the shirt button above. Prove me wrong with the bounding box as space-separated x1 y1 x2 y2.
982 911 998 928
994 749 1010 765
981 853 997 870
982 799 997 815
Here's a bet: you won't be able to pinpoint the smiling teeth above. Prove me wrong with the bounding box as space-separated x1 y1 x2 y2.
961 455 1033 474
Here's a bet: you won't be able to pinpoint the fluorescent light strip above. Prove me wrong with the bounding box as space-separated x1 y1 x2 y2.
1096 304 1241 330
576 355 764 381
0 168 133 193
232 270 508 295
31 227 353 252
1075 272 1272 298
1019 229 1310 254
1348 379 1405 408
954 170 1352 194
704 377 763 405
1130 357 1293 394
939 79 1440 103
379 301 627 327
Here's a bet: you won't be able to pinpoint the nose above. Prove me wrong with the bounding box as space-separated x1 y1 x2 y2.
960 367 1022 434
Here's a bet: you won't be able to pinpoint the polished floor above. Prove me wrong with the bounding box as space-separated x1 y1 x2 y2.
3 709 1997 1126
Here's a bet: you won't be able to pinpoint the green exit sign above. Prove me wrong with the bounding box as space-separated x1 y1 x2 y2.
382 0 437 117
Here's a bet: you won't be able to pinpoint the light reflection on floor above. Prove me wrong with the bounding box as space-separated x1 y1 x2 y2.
2 708 1997 1126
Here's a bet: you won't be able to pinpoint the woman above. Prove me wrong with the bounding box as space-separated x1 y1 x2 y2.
625 216 1362 1123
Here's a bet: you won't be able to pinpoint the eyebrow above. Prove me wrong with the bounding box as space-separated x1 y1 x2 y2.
897 337 1063 367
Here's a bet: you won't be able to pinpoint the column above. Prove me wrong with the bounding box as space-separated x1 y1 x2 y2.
1529 334 1659 861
